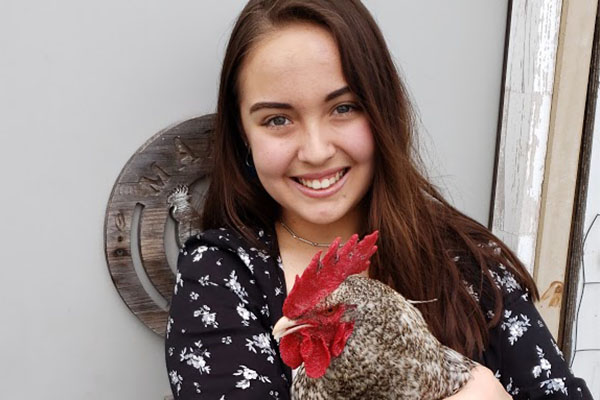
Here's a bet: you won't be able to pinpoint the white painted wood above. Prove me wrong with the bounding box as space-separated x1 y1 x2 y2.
493 0 600 394
491 0 562 273
533 0 598 339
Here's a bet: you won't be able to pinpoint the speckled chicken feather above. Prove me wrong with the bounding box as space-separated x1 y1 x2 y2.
290 275 477 400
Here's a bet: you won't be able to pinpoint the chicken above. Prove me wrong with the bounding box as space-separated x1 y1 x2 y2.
272 231 477 400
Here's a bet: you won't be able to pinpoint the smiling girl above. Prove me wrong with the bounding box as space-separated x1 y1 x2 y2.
165 1 592 399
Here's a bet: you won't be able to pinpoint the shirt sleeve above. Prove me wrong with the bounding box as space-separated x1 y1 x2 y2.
483 268 593 399
165 235 290 400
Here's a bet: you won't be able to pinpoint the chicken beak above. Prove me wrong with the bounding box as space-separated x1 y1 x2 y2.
272 316 313 340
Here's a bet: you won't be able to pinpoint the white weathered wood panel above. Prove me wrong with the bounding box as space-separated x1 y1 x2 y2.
491 0 562 273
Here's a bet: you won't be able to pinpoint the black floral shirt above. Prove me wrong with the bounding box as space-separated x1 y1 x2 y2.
165 228 593 399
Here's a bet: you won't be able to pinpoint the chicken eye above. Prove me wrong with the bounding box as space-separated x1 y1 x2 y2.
323 307 335 315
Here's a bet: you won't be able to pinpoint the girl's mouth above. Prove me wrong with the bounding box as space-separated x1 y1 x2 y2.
292 168 349 190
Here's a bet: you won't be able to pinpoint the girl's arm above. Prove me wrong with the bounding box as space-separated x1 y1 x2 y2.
445 365 512 400
165 234 290 399
471 264 593 399
484 284 593 399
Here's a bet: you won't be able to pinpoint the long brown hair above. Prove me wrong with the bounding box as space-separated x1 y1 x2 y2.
201 0 538 358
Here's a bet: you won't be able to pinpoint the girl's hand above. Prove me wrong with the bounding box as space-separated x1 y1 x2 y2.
445 365 512 400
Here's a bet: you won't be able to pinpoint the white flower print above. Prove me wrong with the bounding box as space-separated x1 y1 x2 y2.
192 245 209 262
261 304 270 317
193 305 219 328
166 317 174 338
169 370 183 396
246 333 277 364
237 247 254 273
174 272 183 294
198 274 218 287
478 240 502 255
237 302 257 326
233 365 272 389
537 319 544 328
539 377 568 395
532 346 552 379
274 285 284 296
222 336 232 345
505 377 520 396
490 267 521 293
193 381 202 394
500 309 531 345
216 257 223 266
463 280 480 302
551 338 565 360
250 247 271 263
180 340 211 374
489 240 502 255
190 291 199 300
224 270 249 303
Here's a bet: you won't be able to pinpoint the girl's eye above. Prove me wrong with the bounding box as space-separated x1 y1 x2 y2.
333 104 356 115
265 116 290 127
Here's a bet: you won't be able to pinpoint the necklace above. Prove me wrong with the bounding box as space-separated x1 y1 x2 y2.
279 221 333 248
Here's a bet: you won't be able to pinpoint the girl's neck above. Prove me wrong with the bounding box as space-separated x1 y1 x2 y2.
278 207 365 248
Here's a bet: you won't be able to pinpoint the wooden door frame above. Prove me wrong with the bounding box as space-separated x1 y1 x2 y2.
491 0 598 342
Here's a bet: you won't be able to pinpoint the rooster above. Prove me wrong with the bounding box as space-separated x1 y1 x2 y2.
272 232 477 400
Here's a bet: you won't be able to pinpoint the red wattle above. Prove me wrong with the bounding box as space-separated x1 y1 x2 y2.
280 334 303 369
301 335 331 378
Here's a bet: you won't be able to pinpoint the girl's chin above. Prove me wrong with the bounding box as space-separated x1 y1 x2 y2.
286 208 352 227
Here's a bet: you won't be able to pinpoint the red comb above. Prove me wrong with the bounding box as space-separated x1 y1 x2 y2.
282 231 379 319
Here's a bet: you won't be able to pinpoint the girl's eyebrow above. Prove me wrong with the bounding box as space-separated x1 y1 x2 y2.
249 101 292 113
324 86 350 102
248 86 351 114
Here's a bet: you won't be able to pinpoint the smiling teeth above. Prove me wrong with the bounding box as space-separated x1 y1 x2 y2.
298 170 345 190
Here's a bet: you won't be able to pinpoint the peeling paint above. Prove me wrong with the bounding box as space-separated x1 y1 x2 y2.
492 0 562 276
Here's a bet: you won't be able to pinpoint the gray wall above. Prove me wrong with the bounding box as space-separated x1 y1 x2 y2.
0 1 508 398
571 58 600 397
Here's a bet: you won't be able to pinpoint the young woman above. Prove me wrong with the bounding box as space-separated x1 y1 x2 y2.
165 1 592 398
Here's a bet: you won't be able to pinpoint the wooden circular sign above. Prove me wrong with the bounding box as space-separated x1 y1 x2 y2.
104 115 214 336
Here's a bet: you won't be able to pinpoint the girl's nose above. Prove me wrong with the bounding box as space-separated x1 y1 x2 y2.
296 123 335 165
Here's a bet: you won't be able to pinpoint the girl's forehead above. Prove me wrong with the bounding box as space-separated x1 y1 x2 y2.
238 23 347 103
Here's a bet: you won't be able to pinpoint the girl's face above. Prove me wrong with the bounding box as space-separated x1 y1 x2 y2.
238 23 375 229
